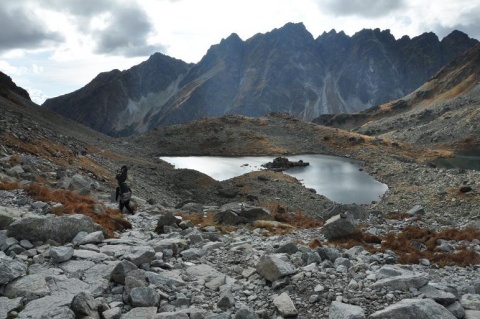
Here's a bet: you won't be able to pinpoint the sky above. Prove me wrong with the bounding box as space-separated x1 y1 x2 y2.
1 0 479 105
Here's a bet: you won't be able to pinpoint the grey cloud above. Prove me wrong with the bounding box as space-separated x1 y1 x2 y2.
0 4 63 52
430 6 480 41
93 4 165 57
320 0 407 18
41 0 164 57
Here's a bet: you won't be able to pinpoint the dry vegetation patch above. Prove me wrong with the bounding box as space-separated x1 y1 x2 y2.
23 183 131 237
324 225 480 267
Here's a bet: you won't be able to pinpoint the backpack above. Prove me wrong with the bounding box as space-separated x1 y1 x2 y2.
119 182 131 201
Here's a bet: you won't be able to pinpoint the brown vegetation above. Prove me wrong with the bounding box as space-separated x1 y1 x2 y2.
23 183 131 237
325 225 480 267
0 180 20 190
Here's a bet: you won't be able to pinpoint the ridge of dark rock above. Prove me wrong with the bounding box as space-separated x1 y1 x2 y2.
42 25 479 137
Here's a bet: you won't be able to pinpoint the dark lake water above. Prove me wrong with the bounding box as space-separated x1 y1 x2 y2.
160 155 388 204
434 151 480 171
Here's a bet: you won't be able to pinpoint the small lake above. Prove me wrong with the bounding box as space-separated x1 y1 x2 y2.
160 154 388 204
434 151 480 171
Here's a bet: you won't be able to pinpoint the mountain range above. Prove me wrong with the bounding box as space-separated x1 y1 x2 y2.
42 23 478 137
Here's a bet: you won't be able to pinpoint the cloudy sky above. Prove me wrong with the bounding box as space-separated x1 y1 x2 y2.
1 0 479 104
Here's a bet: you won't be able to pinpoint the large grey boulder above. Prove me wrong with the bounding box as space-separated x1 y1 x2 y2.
4 274 50 302
371 274 429 291
419 284 457 306
370 298 456 318
110 260 138 284
329 301 365 318
321 214 359 240
461 294 480 310
273 292 298 317
128 287 160 307
0 296 22 319
7 214 105 244
50 246 74 263
123 245 155 266
234 306 260 319
256 254 296 282
120 307 157 319
0 258 27 285
71 292 100 319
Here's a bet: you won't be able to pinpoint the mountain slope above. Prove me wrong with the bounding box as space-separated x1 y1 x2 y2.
43 53 192 136
43 23 478 136
316 43 480 150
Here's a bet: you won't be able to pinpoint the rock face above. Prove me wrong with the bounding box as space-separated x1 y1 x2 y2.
42 24 478 136
316 43 480 149
0 71 31 101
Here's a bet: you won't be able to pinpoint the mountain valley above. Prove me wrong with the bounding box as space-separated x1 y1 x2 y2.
1 27 480 318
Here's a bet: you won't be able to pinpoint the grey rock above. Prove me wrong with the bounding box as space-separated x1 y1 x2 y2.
17 295 73 319
148 238 188 256
71 292 100 319
154 312 190 319
447 301 466 319
329 301 365 319
102 307 122 319
186 264 223 281
234 306 260 319
256 254 296 282
4 273 50 302
78 230 105 245
465 310 480 319
217 289 235 310
0 258 27 285
419 284 457 306
321 214 359 240
128 287 160 307
370 298 456 319
275 242 298 255
37 307 76 319
121 307 158 319
371 274 429 291
145 270 186 288
7 214 105 244
461 294 480 310
123 245 155 266
0 296 22 319
50 246 74 263
406 205 425 216
273 292 298 317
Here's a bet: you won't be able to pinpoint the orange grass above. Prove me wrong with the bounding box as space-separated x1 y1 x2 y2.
24 183 131 237
0 180 20 190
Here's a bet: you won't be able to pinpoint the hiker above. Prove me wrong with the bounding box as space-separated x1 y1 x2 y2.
115 165 134 214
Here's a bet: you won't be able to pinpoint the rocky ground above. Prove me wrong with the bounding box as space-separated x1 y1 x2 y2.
2 100 480 318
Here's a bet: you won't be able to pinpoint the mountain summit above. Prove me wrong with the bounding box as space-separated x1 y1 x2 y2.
43 23 478 136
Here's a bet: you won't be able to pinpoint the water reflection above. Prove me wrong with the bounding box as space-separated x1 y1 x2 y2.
160 155 388 204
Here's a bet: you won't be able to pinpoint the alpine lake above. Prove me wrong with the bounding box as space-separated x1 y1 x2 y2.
160 154 388 205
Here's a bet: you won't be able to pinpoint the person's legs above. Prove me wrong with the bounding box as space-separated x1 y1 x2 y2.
119 201 124 212
125 200 134 214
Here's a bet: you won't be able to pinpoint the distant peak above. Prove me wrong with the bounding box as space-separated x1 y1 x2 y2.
443 29 472 41
222 33 243 43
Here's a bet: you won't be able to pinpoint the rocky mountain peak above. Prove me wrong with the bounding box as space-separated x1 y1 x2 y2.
43 25 479 136
0 71 31 101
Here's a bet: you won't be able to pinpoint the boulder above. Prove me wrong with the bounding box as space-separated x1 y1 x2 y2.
256 254 296 282
370 298 456 318
273 292 298 317
321 214 360 241
71 292 100 319
0 258 27 285
329 301 365 319
7 214 105 244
